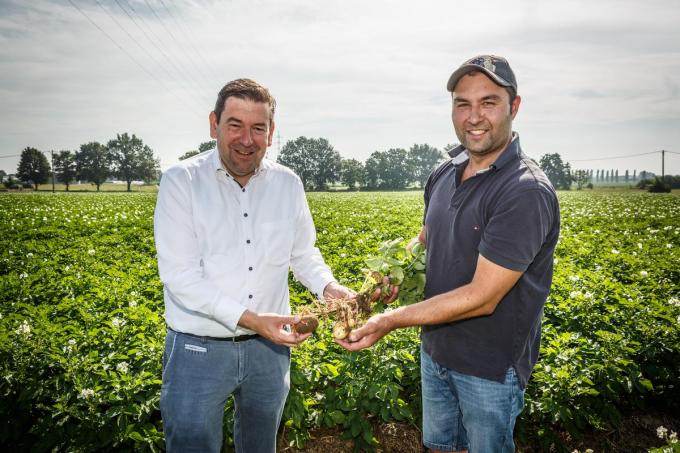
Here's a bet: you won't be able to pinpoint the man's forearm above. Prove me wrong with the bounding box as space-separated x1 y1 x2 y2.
384 283 494 330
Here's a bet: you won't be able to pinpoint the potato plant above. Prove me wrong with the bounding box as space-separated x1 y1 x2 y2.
294 237 426 340
0 190 678 452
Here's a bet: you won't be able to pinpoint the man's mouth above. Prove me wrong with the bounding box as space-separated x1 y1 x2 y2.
467 129 487 136
233 148 254 156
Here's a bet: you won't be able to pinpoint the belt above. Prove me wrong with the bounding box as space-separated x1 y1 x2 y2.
171 328 260 342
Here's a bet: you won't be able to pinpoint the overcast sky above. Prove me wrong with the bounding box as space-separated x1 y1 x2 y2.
1 0 679 176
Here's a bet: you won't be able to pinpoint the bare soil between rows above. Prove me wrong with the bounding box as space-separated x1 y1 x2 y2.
274 409 680 452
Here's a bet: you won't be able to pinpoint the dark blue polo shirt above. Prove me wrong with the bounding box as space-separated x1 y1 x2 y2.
422 134 560 388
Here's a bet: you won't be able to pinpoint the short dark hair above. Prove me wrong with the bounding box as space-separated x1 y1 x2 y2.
214 78 276 124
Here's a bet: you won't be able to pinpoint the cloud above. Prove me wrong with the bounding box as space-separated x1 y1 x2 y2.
1 0 680 175
571 89 607 99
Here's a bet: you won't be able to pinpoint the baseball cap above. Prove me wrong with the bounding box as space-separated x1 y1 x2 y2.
446 55 517 93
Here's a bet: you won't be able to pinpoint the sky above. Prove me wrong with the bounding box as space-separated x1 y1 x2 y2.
1 0 679 176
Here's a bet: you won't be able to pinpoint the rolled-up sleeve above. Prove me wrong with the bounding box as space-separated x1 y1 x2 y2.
154 168 247 330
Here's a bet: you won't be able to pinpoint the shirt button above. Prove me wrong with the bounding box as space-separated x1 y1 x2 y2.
243 213 248 217
248 266 253 271
246 239 251 244
248 294 253 299
242 188 245 192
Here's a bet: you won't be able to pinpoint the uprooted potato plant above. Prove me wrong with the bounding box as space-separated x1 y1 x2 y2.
293 238 427 340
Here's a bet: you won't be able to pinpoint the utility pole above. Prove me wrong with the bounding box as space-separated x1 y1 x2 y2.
661 149 665 181
51 150 55 193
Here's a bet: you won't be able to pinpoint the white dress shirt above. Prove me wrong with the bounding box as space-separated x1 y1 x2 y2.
154 149 335 337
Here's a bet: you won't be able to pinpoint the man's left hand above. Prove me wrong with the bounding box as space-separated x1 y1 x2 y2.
323 281 355 300
335 313 391 351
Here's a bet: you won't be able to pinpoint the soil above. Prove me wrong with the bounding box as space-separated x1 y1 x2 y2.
275 409 680 452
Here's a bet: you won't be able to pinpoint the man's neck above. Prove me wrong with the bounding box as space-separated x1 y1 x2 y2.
464 136 512 177
221 158 254 187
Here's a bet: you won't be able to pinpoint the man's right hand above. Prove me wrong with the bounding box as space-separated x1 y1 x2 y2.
370 275 400 304
238 310 311 347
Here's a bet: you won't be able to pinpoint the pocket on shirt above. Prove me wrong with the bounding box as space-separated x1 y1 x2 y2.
261 220 294 266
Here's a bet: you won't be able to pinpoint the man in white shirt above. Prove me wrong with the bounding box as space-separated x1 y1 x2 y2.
154 78 352 452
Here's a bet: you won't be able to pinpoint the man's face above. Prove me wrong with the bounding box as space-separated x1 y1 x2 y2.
209 97 274 184
451 72 521 158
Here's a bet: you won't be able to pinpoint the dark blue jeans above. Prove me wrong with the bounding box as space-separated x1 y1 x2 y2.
421 345 524 452
160 330 290 452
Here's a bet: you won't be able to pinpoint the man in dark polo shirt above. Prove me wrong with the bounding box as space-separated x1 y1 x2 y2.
338 55 560 452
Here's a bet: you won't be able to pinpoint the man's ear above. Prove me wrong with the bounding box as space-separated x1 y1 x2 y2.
209 111 218 139
267 121 276 147
510 95 522 119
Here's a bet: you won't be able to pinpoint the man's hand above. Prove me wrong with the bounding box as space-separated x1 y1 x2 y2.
323 281 356 300
238 310 311 347
370 275 399 304
335 312 392 351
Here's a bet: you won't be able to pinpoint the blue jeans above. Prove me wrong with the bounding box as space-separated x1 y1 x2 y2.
421 346 524 452
160 330 290 453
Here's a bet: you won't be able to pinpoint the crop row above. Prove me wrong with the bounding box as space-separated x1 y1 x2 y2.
0 191 679 451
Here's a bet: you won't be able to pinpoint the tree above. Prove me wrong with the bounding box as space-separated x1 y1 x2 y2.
179 150 200 161
180 141 216 161
648 177 671 193
407 144 445 188
574 169 590 190
0 169 6 180
107 133 160 191
340 158 364 190
53 150 77 191
277 136 341 190
17 147 50 190
364 148 409 190
198 140 216 152
538 153 572 190
76 142 109 191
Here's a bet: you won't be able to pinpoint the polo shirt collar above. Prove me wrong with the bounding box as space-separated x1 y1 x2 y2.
447 132 521 172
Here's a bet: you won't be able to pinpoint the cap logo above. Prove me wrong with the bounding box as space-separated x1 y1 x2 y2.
468 56 496 73
482 56 496 72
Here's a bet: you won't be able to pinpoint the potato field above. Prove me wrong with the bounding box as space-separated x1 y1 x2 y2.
1 191 679 452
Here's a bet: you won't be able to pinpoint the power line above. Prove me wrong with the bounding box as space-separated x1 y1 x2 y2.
569 150 659 162
155 0 215 87
67 0 205 120
142 0 213 91
0 154 22 159
115 0 211 105
155 0 222 83
94 0 206 113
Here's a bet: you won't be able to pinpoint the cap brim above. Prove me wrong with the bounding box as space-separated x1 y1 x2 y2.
446 64 513 92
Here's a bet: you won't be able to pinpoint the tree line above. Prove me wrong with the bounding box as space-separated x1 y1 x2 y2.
7 135 671 193
275 137 447 191
536 153 668 190
274 139 667 192
177 137 448 191
7 133 160 192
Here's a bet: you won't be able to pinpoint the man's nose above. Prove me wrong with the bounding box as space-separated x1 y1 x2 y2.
468 104 483 123
240 128 253 146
